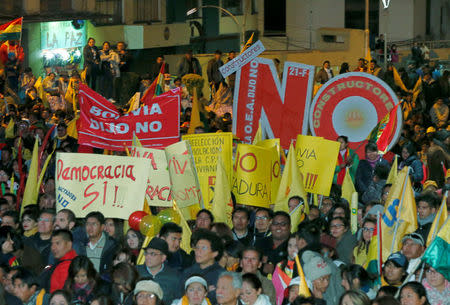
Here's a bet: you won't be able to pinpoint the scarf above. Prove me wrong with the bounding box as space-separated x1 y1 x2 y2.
24 226 38 237
418 213 436 226
367 155 381 168
336 149 350 184
181 295 212 305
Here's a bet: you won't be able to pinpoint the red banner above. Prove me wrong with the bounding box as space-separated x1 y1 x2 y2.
78 84 180 150
309 73 401 157
232 58 315 149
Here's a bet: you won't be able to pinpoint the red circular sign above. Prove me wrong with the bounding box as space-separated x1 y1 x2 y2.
309 73 402 154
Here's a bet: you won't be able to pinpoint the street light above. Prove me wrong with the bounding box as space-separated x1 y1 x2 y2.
187 5 245 51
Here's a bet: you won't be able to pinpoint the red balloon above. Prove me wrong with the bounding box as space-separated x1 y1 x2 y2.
128 211 148 231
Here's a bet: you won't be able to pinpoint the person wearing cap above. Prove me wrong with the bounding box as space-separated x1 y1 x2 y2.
134 280 164 305
183 230 225 304
422 180 438 193
302 251 333 305
171 275 210 305
401 233 425 278
382 252 408 287
137 237 181 305
415 192 439 240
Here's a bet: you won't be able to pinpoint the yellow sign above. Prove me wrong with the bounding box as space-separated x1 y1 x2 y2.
165 141 204 209
130 146 172 207
295 135 340 195
231 144 272 207
256 139 281 203
55 153 150 219
183 133 233 208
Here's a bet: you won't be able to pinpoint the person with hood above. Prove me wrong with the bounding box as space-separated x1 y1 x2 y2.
398 142 424 192
426 130 450 188
361 163 389 204
302 251 334 305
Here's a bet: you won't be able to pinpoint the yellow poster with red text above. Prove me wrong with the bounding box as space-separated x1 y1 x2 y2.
295 135 340 195
231 144 272 207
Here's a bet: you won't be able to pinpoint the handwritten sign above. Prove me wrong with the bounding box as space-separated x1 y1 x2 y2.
219 40 265 78
295 135 340 195
130 146 172 207
182 133 233 208
231 144 272 207
56 153 150 219
165 141 204 209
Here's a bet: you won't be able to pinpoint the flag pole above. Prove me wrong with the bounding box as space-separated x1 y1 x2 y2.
389 167 410 254
429 190 447 243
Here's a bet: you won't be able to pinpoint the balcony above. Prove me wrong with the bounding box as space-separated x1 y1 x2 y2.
0 0 122 25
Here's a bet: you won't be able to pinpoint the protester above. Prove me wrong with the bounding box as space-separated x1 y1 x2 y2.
399 282 430 305
171 275 210 305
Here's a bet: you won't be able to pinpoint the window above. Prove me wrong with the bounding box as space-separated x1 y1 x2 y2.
135 0 161 23
221 0 243 16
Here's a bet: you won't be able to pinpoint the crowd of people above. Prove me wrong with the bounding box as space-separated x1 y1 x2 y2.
0 34 448 305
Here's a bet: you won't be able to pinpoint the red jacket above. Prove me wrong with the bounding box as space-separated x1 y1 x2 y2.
50 249 77 292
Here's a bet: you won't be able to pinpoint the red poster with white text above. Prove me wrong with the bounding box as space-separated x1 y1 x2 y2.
232 58 315 149
78 84 180 151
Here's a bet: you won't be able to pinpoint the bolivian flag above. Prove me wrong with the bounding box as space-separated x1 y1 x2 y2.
0 17 23 42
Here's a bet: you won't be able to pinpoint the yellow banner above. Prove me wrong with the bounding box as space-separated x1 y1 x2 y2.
256 139 281 203
130 146 172 207
182 132 233 208
232 144 272 207
295 135 340 195
165 141 204 210
55 153 150 219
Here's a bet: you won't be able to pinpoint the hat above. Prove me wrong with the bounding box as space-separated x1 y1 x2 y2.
288 277 300 287
423 180 438 190
320 234 336 250
365 204 384 219
185 276 208 290
145 237 169 256
134 280 164 299
402 232 425 246
426 126 436 133
385 252 408 269
302 251 331 281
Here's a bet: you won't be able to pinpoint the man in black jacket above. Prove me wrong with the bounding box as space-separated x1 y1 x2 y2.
207 50 225 91
159 222 192 272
